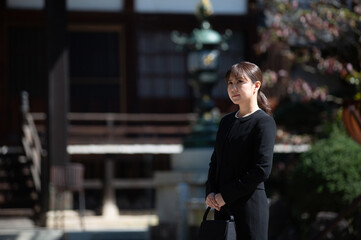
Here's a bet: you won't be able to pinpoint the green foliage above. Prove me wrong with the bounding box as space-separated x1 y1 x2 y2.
289 123 361 221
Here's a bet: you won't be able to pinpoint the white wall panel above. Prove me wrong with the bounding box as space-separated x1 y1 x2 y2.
6 0 44 9
135 0 247 15
67 0 124 12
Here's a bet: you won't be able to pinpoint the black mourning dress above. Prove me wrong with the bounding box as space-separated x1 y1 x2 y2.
206 109 276 240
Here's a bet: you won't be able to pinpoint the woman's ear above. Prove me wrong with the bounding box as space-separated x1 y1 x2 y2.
254 81 261 93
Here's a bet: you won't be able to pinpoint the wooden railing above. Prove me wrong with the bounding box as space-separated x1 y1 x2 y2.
32 112 198 145
21 93 43 192
22 112 42 191
31 112 198 214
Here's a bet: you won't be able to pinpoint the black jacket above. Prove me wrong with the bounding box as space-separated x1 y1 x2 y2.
205 109 276 240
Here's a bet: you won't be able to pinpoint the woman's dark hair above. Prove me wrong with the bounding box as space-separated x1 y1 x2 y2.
225 61 271 114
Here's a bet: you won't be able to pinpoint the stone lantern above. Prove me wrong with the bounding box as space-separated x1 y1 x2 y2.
153 2 232 240
171 0 231 148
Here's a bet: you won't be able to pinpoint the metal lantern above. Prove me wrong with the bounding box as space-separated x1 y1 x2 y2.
171 0 231 147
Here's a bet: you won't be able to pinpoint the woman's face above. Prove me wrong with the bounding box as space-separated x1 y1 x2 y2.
227 73 259 105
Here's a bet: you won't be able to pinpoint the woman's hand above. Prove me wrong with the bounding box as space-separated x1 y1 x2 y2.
206 192 220 211
215 193 226 208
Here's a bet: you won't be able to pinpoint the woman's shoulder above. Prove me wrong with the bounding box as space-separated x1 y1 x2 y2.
255 109 274 120
254 110 276 129
220 111 237 123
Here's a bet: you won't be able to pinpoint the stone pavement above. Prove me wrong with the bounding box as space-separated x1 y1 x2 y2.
46 210 158 231
0 211 158 240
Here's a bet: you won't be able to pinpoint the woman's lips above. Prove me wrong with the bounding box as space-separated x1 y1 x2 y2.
232 94 240 98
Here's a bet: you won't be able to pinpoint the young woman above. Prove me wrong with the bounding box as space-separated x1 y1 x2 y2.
205 62 276 240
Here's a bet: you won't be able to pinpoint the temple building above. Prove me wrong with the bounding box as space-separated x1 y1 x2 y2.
0 0 258 224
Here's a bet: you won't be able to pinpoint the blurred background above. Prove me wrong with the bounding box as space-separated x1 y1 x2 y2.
0 0 360 239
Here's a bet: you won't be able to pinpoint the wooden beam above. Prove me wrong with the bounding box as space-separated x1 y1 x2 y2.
84 178 154 189
0 0 8 143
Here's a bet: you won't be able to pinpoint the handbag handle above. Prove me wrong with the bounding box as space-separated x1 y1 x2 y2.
203 207 234 221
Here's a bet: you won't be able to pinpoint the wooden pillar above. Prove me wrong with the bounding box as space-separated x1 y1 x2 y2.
45 0 69 166
0 0 8 143
44 0 69 224
124 0 137 113
102 158 119 217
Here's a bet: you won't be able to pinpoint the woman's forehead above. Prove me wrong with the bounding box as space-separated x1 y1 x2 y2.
229 72 250 81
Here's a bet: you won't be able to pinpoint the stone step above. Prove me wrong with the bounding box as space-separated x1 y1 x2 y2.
0 230 149 240
0 208 34 217
65 231 149 240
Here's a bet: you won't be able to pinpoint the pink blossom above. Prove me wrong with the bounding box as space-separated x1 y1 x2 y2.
346 63 354 72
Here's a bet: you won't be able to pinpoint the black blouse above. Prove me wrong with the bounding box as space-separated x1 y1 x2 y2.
206 109 277 205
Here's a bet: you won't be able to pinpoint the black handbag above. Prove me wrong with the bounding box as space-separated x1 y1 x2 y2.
198 207 237 240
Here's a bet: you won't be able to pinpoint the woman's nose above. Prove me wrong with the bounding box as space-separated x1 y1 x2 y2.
231 84 237 90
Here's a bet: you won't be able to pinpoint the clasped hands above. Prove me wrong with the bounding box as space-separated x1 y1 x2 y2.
206 192 225 211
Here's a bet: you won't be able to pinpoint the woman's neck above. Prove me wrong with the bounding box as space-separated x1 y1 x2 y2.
237 104 259 118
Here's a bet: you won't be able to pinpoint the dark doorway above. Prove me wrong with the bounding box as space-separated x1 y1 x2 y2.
68 25 126 113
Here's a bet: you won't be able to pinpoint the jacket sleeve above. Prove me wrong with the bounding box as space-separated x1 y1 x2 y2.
205 150 217 197
220 116 276 204
205 117 226 198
